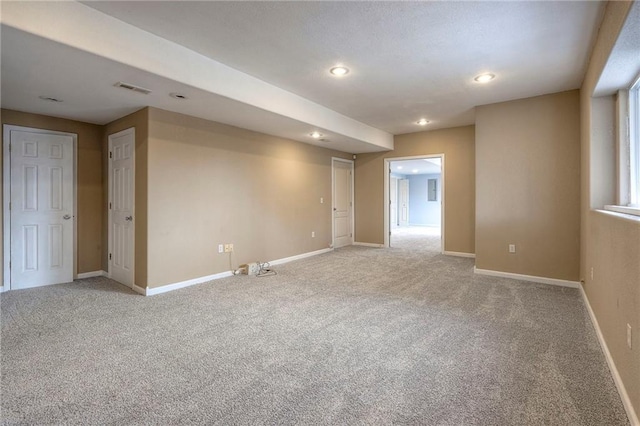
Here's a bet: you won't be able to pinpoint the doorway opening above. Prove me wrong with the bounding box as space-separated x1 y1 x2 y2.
385 155 443 252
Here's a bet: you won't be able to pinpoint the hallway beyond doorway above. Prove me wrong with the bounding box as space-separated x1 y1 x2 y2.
391 226 441 252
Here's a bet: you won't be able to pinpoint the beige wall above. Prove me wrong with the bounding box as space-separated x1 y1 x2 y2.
0 109 103 277
580 1 639 419
475 91 581 281
354 126 475 253
145 107 351 288
580 0 631 281
103 108 149 287
587 211 640 414
590 95 617 209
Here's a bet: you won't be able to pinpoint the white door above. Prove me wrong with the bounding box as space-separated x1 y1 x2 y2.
109 128 135 288
9 130 74 289
399 179 409 227
333 159 353 248
390 177 398 228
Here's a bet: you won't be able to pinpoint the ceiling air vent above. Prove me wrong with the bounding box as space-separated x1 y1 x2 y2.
114 81 152 95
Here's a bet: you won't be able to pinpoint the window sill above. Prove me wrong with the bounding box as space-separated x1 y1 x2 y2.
604 205 640 217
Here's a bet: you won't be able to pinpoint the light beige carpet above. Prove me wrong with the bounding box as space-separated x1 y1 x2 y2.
1 231 629 425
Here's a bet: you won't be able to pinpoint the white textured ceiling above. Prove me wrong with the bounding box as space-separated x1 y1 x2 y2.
83 0 604 134
594 1 640 96
1 1 605 153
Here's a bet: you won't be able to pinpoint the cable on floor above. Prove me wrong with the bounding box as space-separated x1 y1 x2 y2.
256 261 276 277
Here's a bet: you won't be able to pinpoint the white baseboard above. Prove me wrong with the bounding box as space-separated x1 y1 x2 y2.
353 242 384 248
443 251 476 258
580 285 640 426
144 270 234 296
269 248 333 266
142 248 332 296
76 270 107 279
473 267 580 288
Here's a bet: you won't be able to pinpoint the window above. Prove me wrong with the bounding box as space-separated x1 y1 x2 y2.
629 78 640 207
607 75 640 217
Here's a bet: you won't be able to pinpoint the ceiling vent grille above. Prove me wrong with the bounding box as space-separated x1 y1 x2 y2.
114 81 152 95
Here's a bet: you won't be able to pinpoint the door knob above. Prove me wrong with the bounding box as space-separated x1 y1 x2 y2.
63 214 71 220
125 216 133 221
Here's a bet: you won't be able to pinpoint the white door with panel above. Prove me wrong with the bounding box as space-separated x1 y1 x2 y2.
390 177 399 228
333 160 353 248
399 179 409 227
109 129 135 288
9 130 74 289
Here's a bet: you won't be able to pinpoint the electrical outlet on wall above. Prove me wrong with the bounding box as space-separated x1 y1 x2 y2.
508 244 516 253
311 231 315 238
224 244 234 253
590 267 594 280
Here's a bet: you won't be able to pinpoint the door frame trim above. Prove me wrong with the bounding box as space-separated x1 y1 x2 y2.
107 127 135 288
331 157 354 248
2 125 78 290
384 154 445 252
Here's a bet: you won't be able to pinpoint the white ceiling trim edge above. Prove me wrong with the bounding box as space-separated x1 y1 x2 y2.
1 1 393 151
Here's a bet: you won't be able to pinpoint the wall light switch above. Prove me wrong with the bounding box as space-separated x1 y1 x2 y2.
508 244 516 253
590 267 594 280
218 244 224 253
628 324 632 349
320 197 324 204
311 231 315 238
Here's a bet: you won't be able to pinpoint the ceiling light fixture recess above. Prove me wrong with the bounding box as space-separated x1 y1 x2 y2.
310 131 323 139
170 93 188 100
329 66 349 76
416 118 429 125
474 73 495 83
38 96 63 103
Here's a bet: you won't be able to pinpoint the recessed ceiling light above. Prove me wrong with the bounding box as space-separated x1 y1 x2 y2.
416 118 429 125
412 169 419 173
38 96 63 103
474 73 495 83
329 66 349 76
170 93 188 100
310 131 323 139
397 166 403 170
